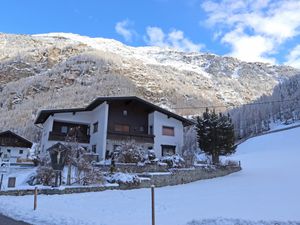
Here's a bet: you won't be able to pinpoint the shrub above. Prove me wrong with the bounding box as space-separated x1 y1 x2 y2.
116 142 144 163
35 155 56 186
106 172 141 186
82 167 105 185
221 159 239 167
159 154 185 168
141 149 158 164
35 166 56 186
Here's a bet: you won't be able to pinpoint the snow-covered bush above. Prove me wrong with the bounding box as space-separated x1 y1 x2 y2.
35 155 56 186
195 152 211 164
106 172 141 186
221 159 239 167
82 167 105 185
146 149 156 161
159 154 185 168
182 126 198 166
140 149 158 165
116 142 144 163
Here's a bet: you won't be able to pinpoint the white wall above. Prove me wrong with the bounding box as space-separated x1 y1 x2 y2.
39 102 109 160
90 102 109 160
0 146 30 163
40 116 54 152
152 111 184 157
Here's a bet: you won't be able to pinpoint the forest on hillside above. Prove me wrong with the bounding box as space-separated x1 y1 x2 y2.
229 74 300 140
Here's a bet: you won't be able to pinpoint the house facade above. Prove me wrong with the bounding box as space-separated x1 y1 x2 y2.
35 96 193 161
0 131 33 163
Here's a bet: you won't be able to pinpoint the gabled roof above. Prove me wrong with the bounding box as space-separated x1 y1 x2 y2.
0 130 33 148
47 142 69 152
35 96 194 126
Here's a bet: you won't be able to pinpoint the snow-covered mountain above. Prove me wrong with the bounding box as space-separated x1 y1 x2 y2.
0 32 299 140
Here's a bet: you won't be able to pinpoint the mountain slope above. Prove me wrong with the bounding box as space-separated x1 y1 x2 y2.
0 33 299 140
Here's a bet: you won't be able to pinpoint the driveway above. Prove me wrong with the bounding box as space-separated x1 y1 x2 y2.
0 214 31 225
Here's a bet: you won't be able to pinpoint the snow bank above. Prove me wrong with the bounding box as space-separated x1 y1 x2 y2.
187 218 299 225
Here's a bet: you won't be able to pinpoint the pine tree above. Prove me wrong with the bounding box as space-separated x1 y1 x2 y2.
196 109 236 164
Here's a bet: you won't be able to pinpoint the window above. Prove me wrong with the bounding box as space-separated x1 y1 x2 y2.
92 145 97 153
19 150 23 154
162 126 175 136
161 145 176 156
93 122 98 133
114 124 130 133
61 126 68 134
123 110 128 116
149 125 153 135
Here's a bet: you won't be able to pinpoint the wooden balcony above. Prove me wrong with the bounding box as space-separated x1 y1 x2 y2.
107 131 155 143
48 132 90 144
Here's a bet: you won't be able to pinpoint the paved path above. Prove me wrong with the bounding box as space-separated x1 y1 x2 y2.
0 214 31 225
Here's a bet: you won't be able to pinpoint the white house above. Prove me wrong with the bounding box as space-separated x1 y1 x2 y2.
0 130 33 163
35 96 194 161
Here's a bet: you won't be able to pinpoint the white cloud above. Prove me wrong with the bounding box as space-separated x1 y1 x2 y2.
285 45 300 69
115 19 136 42
221 28 276 64
145 27 204 52
145 27 166 47
201 0 300 64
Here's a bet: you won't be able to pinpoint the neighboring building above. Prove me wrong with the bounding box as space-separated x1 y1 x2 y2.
0 130 33 163
35 96 193 161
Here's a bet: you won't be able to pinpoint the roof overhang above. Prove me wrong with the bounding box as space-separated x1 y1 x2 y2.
34 96 195 126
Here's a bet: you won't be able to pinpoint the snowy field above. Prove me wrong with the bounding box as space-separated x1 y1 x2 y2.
1 128 300 225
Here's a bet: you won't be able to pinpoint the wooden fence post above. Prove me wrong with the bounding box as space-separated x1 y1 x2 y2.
0 174 3 191
34 187 38 210
151 185 155 225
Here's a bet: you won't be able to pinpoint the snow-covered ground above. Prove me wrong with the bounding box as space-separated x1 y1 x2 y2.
1 128 300 225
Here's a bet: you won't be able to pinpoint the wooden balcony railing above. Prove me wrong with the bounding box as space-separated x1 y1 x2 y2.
48 132 90 144
107 131 155 143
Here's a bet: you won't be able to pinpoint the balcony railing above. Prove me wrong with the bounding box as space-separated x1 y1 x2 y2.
107 131 155 143
48 132 90 144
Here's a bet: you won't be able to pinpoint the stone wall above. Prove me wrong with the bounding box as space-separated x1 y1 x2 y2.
141 166 241 187
107 166 241 189
96 163 169 173
0 185 119 196
0 166 241 196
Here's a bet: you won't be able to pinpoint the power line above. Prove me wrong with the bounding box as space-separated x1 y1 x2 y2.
172 98 299 110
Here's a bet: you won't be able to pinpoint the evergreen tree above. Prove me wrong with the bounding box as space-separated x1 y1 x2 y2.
196 108 236 164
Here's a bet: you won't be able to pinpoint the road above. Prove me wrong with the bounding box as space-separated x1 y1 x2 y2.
0 213 31 225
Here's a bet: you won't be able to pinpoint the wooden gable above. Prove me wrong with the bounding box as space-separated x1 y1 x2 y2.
0 131 32 148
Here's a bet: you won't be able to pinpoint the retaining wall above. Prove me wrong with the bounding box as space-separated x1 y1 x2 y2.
119 166 241 189
96 163 169 173
0 166 241 196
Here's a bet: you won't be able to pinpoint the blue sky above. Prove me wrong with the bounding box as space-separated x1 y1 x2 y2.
1 0 300 68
